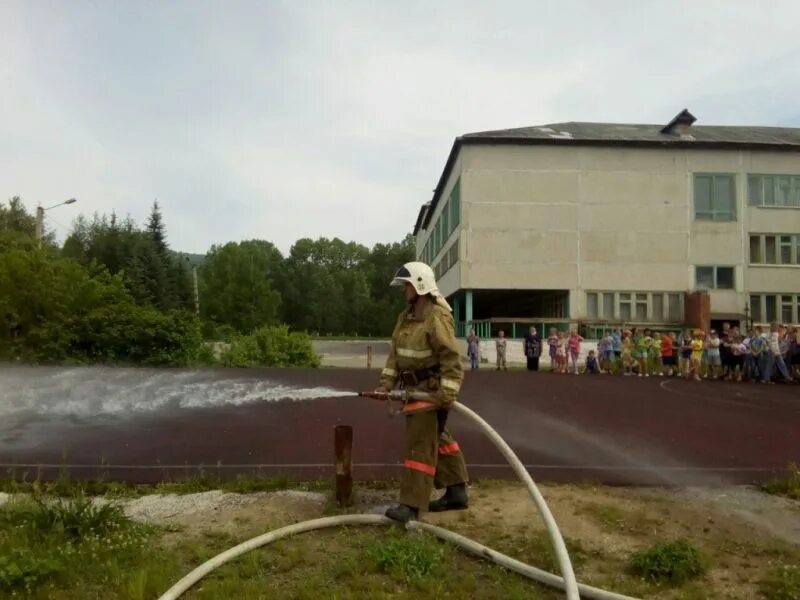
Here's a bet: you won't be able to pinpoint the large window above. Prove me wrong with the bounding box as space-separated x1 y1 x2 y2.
749 234 800 265
585 291 684 322
695 266 735 290
694 174 736 221
425 177 462 264
750 293 800 325
748 174 800 208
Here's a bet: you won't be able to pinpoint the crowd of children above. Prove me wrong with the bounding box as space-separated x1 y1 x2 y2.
541 323 800 382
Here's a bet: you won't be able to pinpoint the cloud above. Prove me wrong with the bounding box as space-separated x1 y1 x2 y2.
1 0 799 253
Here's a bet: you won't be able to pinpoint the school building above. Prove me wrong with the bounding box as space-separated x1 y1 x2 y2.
413 110 800 338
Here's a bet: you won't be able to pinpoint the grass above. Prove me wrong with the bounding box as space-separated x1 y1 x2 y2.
0 494 178 599
761 463 800 500
627 538 705 585
1 470 331 499
761 564 800 600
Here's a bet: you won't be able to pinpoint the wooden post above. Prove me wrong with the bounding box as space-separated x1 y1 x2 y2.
334 425 353 505
367 345 372 369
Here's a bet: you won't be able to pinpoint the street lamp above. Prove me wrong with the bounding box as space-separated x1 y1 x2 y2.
36 198 78 246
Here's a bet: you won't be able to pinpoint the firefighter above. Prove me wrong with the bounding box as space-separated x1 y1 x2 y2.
377 261 469 523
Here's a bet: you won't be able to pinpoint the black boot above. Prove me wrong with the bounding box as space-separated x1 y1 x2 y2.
428 483 468 512
385 504 418 523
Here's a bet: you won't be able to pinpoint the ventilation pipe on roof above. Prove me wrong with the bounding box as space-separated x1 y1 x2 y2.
661 108 697 137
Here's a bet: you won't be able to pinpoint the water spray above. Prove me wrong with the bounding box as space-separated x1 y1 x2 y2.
158 391 640 600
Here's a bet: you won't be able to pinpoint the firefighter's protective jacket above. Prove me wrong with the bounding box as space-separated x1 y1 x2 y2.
378 302 463 413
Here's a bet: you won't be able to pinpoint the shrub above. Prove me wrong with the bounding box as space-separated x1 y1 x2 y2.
221 325 320 367
761 463 800 500
628 538 704 584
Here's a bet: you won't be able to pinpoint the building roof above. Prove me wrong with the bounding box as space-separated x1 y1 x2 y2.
462 121 800 147
415 112 800 234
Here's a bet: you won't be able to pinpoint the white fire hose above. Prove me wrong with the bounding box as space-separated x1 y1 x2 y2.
158 397 640 600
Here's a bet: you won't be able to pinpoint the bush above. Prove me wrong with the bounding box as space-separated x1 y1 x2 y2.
628 538 705 584
761 565 800 600
761 463 800 500
221 325 320 367
367 531 444 583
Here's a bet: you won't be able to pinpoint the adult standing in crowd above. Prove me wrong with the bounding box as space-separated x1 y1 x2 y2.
467 329 480 371
523 326 542 371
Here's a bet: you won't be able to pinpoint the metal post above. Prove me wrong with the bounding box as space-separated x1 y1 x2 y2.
367 345 372 368
334 425 353 505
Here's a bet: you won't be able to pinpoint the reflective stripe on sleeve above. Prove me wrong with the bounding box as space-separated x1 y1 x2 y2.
396 348 433 359
441 378 461 392
402 401 437 413
404 459 436 476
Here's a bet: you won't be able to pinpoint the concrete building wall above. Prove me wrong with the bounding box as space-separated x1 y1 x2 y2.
422 142 800 323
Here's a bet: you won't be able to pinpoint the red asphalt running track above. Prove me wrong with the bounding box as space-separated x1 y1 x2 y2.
2 368 799 485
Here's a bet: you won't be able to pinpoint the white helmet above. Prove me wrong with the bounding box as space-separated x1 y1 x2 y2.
390 261 452 311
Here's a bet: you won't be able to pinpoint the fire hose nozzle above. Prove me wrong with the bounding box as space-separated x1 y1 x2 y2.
358 390 406 402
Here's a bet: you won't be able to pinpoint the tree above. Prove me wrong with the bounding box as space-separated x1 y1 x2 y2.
198 240 283 334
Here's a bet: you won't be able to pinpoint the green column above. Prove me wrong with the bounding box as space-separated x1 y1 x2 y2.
465 289 473 334
512 322 516 338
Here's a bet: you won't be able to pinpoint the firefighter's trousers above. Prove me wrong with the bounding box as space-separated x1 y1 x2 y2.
399 409 469 510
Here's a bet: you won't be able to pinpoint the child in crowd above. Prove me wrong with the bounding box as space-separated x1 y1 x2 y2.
689 329 704 381
729 335 747 382
568 329 583 375
602 331 615 373
679 329 693 378
621 331 636 376
660 331 675 376
705 330 721 379
634 329 649 377
585 350 599 374
548 328 559 372
556 331 568 374
650 331 662 376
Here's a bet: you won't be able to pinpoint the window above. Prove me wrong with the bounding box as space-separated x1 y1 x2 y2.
586 293 598 319
619 293 631 321
765 235 777 264
695 266 715 289
748 175 800 208
602 293 614 319
749 235 761 263
450 180 460 229
782 295 794 324
585 291 684 323
694 174 736 221
750 293 800 324
766 295 777 322
749 295 761 322
781 236 794 264
442 200 450 239
652 294 664 320
695 266 734 290
749 234 800 265
668 293 683 321
635 293 648 321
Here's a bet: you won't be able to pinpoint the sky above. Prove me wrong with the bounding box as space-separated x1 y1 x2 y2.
2 0 799 254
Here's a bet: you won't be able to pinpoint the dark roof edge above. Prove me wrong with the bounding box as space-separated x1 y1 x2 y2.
418 135 800 232
412 202 431 236
421 138 463 230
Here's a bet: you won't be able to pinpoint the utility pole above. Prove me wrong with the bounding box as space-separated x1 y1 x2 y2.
192 265 200 315
35 206 44 247
36 198 77 248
